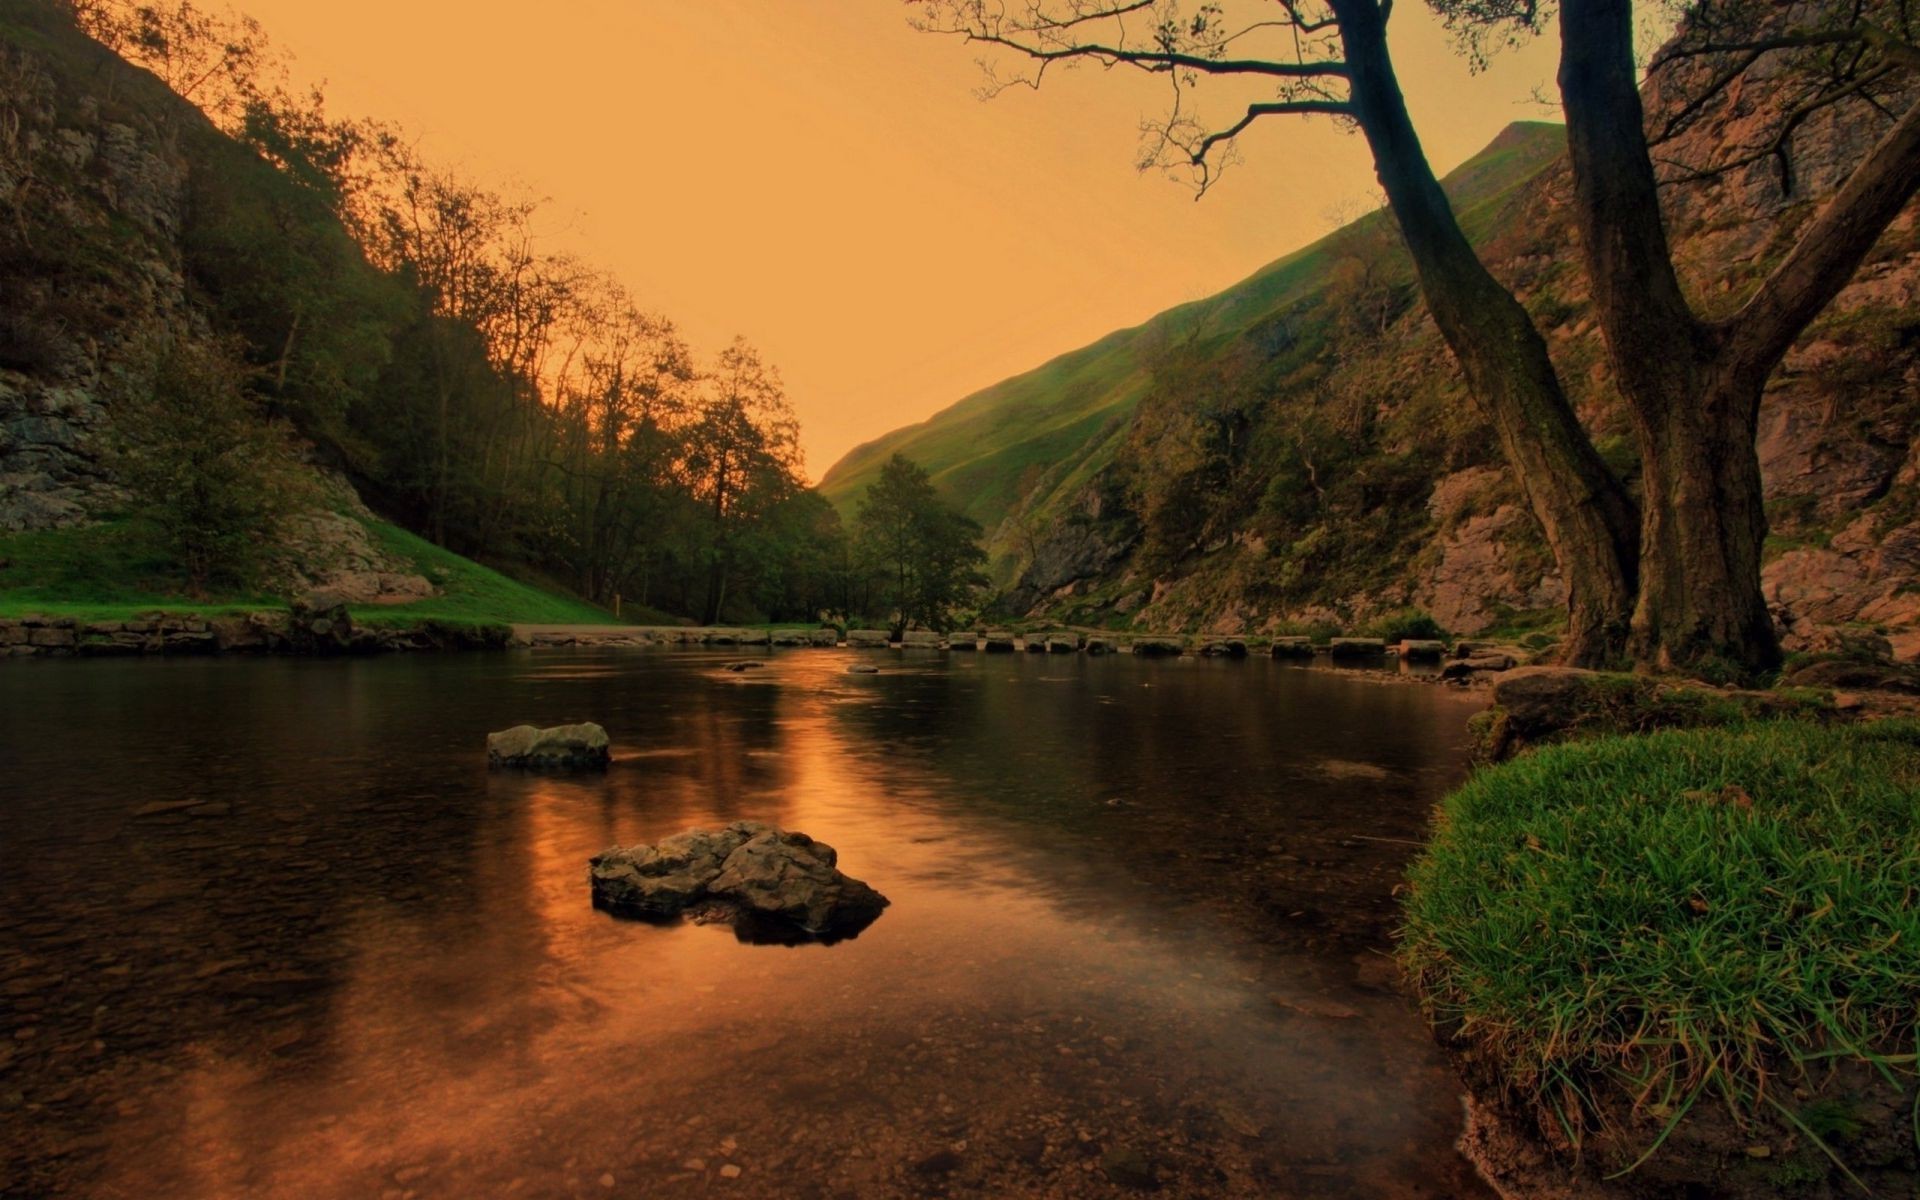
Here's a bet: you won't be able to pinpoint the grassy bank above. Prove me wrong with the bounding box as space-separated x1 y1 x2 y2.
1401 721 1920 1184
0 517 617 627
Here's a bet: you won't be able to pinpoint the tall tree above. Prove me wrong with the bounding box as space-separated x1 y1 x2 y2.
915 0 1920 675
685 338 802 623
856 453 988 633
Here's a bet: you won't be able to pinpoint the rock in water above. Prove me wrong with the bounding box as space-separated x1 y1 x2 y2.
487 722 611 770
589 821 888 943
708 827 889 935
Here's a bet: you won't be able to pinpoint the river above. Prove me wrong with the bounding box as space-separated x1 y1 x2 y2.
0 648 1491 1199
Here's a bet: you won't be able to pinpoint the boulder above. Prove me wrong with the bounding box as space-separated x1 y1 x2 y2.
808 627 840 647
1328 637 1387 658
1023 636 1048 653
900 630 942 648
846 628 891 648
722 660 766 672
769 629 811 647
589 821 888 942
1199 639 1248 657
1084 636 1113 655
982 631 1017 652
487 722 611 770
1439 653 1519 681
1398 639 1447 660
847 664 881 674
1045 635 1078 654
1785 658 1920 694
1131 637 1185 657
949 635 979 651
1490 667 1603 741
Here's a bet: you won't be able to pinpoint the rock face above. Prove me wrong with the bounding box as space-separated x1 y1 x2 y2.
589 821 888 943
486 722 611 770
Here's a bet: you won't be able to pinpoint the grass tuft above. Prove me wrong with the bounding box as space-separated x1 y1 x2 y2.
1401 721 1920 1167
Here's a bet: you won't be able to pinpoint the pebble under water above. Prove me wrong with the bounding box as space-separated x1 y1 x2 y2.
0 648 1493 1199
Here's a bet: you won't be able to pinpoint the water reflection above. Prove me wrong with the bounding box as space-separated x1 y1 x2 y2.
1 650 1488 1198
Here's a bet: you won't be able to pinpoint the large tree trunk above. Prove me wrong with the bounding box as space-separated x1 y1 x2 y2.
1333 0 1640 665
1558 0 1920 675
1625 363 1777 673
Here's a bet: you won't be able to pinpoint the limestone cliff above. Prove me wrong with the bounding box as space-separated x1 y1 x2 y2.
0 3 430 604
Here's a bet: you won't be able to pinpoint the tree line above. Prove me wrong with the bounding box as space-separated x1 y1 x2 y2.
60 0 984 628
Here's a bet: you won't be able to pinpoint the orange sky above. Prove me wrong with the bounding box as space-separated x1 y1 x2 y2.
238 1 1568 479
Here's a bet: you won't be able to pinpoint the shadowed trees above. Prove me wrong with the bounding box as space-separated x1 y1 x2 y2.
856 453 988 633
56 0 843 624
915 0 1920 676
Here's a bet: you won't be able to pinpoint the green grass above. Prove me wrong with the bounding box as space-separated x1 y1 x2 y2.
352 522 611 627
0 516 614 627
1401 721 1920 1171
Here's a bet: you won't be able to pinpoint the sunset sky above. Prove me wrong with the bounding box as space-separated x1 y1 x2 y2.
238 1 1568 479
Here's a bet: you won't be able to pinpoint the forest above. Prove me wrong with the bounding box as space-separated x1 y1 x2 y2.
33 0 984 630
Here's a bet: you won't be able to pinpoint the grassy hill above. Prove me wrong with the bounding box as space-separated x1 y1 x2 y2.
0 516 619 627
817 121 1566 580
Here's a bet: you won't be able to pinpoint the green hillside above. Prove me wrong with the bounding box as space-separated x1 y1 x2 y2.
817 122 1566 577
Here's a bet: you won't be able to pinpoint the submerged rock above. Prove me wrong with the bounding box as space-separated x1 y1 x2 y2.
589 821 888 942
486 722 611 770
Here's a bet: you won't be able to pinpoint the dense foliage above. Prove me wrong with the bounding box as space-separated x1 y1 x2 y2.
854 454 987 632
1401 721 1920 1172
102 332 308 592
52 0 958 625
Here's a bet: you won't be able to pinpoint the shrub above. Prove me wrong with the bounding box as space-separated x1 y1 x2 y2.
104 331 310 593
1367 607 1447 644
1401 721 1920 1178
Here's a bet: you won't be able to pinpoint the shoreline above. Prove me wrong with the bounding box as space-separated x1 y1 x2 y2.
1 611 1503 690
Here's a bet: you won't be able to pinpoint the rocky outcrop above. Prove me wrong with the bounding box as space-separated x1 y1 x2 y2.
589 821 888 943
1480 666 1840 760
485 722 611 770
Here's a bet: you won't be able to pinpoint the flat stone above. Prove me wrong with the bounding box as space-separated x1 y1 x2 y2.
486 723 611 770
1328 637 1387 657
1130 637 1185 657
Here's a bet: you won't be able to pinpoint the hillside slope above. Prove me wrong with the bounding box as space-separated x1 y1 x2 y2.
818 121 1565 583
824 77 1920 658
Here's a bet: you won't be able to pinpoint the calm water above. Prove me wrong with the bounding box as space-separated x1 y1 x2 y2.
0 648 1490 1199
